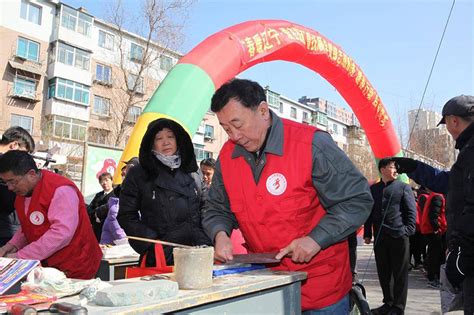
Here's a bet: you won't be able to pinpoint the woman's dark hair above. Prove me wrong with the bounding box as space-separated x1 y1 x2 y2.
211 78 266 113
139 118 198 177
0 126 35 153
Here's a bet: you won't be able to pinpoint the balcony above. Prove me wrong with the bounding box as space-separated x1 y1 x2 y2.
11 76 40 102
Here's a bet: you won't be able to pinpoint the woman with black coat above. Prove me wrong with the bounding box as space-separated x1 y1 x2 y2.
117 118 211 266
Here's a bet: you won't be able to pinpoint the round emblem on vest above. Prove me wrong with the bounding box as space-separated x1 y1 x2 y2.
266 173 287 196
29 211 45 225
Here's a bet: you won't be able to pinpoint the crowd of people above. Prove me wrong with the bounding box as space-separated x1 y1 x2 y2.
0 80 472 314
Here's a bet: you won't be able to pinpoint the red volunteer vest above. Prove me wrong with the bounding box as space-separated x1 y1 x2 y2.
15 170 102 279
420 192 447 235
220 119 351 310
415 194 428 232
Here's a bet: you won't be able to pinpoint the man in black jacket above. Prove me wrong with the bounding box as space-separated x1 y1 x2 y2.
0 127 35 246
364 158 417 315
393 94 474 314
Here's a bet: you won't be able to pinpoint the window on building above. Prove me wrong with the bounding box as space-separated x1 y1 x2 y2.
204 125 214 139
57 43 90 71
58 43 74 65
127 74 144 94
61 6 92 36
88 128 109 145
13 77 36 99
61 6 77 30
48 78 90 105
290 107 297 119
11 114 33 134
20 0 41 25
95 64 112 84
130 43 144 63
343 127 347 136
303 112 309 122
126 106 142 123
77 12 92 36
98 30 114 50
93 95 110 116
49 116 87 141
315 112 328 126
266 90 280 109
16 37 39 62
74 49 90 70
160 55 173 71
333 123 339 134
194 144 212 161
279 102 283 113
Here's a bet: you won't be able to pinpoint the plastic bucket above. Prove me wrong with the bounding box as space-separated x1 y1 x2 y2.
173 247 214 289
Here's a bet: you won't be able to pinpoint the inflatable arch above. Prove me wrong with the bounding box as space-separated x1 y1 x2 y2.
115 20 401 182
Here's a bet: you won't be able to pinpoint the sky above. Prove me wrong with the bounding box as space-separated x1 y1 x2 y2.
66 0 473 139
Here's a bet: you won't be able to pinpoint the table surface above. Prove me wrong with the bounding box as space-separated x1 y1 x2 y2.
63 269 307 314
101 256 139 265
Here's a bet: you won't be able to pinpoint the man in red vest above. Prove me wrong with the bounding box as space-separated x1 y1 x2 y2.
0 151 102 279
202 79 374 313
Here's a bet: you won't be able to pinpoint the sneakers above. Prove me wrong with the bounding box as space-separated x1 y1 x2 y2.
426 279 440 289
371 304 392 315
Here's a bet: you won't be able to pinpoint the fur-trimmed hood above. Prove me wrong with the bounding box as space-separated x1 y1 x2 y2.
139 118 198 177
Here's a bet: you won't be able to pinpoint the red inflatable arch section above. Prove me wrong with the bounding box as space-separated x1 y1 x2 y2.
179 20 400 158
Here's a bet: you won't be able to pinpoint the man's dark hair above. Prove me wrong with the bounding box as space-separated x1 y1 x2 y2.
378 158 394 171
0 150 39 175
200 158 216 169
98 172 113 182
211 78 267 112
0 126 35 153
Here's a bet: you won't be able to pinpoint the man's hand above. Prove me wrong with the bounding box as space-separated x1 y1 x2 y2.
0 243 17 257
391 157 417 174
275 236 321 263
214 231 234 262
364 237 372 244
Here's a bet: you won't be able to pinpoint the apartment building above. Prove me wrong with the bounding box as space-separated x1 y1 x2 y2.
0 0 180 184
407 108 455 167
408 108 442 132
299 96 360 151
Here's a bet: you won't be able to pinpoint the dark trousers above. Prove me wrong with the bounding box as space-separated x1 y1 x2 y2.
374 233 410 311
348 231 358 274
425 233 446 281
409 231 426 265
465 274 474 315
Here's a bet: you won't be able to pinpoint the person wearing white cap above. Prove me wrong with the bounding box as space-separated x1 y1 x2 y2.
393 95 474 314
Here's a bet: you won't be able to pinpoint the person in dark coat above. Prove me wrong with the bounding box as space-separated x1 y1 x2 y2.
364 158 417 315
118 118 211 266
393 95 474 314
87 172 115 242
0 126 35 246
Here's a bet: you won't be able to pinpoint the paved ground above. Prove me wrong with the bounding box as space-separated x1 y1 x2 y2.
355 242 462 315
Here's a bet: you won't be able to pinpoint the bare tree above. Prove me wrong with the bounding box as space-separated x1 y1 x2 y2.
90 0 193 147
408 128 456 168
346 126 379 181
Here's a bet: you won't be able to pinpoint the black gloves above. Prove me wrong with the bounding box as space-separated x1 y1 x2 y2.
391 157 417 174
